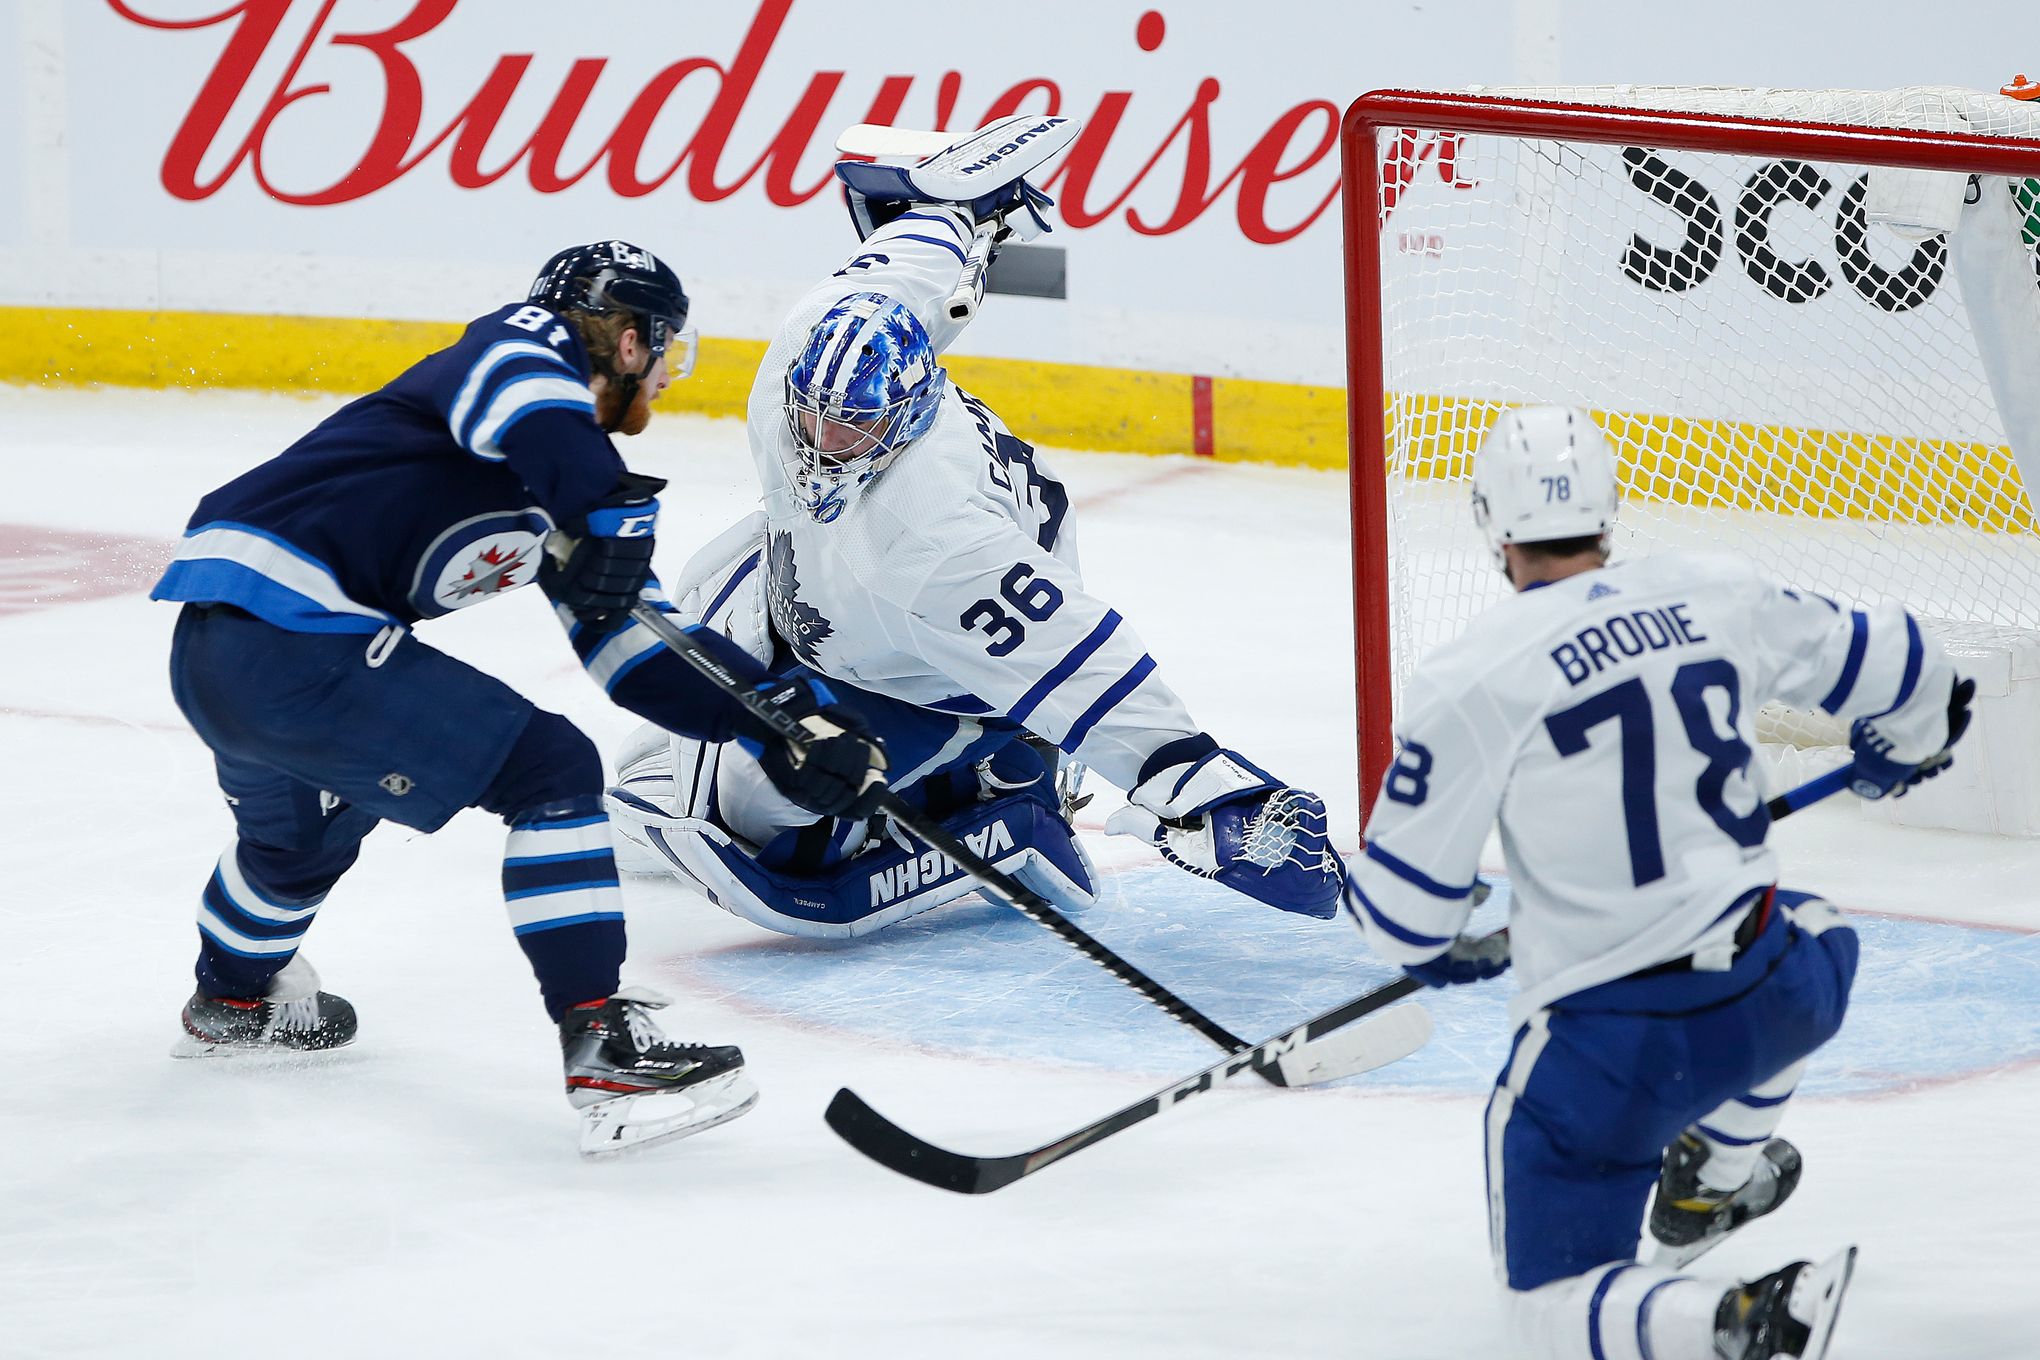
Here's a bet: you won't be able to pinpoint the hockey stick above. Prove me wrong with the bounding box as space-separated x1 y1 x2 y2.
824 968 1439 1194
945 220 1000 322
624 602 1390 1088
823 762 1882 1194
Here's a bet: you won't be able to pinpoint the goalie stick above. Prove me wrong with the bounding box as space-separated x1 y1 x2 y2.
824 763 1874 1194
620 602 1390 1089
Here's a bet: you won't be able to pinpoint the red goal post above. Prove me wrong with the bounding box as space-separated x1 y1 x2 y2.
1341 87 2040 816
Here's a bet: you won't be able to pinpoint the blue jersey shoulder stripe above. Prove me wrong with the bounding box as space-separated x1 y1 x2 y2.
892 232 967 263
1349 880 1455 950
891 211 969 240
700 551 762 624
1062 653 1156 752
1363 842 1478 900
1008 610 1123 726
1817 610 1870 714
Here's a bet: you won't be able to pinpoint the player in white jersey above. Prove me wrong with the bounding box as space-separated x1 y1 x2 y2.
607 116 1340 937
1342 407 1973 1360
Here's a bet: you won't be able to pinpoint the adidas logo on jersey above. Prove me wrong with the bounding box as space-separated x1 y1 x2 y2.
1585 581 1619 601
868 818 1017 907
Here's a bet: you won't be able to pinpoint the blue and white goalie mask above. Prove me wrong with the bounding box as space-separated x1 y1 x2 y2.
783 293 947 523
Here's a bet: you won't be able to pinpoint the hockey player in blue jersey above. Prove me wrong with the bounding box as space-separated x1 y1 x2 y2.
1342 407 1974 1359
150 241 888 1156
604 116 1342 939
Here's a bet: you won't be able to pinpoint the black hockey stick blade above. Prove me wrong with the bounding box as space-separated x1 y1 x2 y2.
825 969 1438 1194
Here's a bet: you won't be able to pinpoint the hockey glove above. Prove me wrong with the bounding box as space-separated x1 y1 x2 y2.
542 472 667 636
1846 675 1975 799
1111 741 1340 918
733 676 889 819
1404 932 1511 988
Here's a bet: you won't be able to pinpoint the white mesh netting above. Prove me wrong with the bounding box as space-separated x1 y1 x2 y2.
1363 85 2040 764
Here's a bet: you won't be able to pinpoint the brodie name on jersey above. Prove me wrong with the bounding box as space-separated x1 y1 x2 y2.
1549 600 1710 687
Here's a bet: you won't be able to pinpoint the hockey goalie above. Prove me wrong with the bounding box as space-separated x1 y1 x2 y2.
606 115 1342 939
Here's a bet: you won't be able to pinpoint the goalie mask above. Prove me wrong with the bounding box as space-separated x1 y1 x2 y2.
783 292 947 523
1470 405 1620 565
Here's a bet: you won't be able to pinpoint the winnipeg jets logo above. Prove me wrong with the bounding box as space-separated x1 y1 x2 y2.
448 542 537 601
413 511 550 617
767 531 834 665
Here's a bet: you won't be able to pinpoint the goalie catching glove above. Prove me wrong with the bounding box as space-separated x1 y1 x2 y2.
730 674 889 819
835 113 1079 244
1106 737 1341 918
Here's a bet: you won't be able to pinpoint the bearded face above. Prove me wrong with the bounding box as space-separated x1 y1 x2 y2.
598 376 655 436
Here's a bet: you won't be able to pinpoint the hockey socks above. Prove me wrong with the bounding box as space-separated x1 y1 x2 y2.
502 796 627 1019
193 840 345 1000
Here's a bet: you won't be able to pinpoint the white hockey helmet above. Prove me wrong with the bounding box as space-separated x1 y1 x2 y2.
1470 405 1619 563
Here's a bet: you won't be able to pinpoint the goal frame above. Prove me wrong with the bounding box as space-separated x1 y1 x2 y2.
1341 88 2040 815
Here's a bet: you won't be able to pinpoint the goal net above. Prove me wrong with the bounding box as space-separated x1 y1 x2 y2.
1343 85 2040 808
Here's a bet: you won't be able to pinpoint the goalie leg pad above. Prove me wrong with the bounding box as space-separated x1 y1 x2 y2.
606 790 1097 940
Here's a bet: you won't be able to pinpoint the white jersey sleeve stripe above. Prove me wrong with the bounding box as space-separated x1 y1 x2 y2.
447 340 575 443
466 375 599 460
582 619 663 693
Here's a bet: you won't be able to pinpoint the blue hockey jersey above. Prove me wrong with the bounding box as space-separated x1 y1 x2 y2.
151 300 754 741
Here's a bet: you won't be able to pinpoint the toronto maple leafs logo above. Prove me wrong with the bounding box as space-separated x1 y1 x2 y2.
767 530 834 665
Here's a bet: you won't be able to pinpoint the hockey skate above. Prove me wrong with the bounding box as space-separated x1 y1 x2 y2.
172 957 357 1057
1650 1131 1803 1267
562 986 758 1158
1714 1246 1857 1360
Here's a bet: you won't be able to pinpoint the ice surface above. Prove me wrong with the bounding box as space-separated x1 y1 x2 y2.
3 385 2036 1358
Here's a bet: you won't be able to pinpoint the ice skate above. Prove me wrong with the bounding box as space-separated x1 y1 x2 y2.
1651 1130 1802 1267
1714 1246 1857 1360
561 986 758 1158
173 957 357 1057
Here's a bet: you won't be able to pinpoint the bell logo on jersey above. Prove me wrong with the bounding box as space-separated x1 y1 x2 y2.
412 510 552 617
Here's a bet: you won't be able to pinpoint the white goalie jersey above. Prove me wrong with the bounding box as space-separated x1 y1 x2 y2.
1348 551 1956 1023
745 207 1202 793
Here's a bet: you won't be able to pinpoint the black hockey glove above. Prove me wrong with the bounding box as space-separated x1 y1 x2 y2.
732 676 889 818
541 471 667 636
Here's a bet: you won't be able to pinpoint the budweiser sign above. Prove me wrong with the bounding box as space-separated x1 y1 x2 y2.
107 0 1475 246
